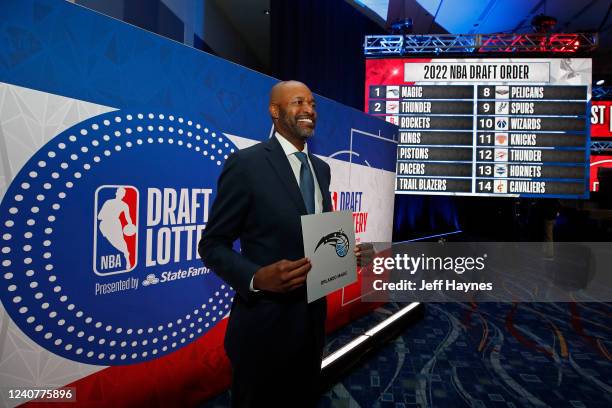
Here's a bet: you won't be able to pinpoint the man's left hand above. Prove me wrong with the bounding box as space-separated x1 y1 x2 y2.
354 243 374 267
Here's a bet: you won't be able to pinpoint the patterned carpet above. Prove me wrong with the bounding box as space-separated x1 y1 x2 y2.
202 302 612 407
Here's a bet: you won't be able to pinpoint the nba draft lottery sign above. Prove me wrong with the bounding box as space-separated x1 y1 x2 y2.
0 110 237 365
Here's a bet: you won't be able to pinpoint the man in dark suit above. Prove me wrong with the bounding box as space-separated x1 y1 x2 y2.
199 80 368 407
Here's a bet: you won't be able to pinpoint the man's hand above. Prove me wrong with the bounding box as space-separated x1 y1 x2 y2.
253 258 312 292
354 243 374 267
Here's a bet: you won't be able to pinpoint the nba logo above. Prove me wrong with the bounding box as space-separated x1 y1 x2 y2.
93 185 139 276
331 191 339 211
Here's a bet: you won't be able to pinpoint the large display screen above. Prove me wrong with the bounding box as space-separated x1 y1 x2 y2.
365 58 592 199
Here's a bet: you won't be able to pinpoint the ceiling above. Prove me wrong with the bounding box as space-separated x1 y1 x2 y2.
359 0 612 45
360 0 612 81
216 0 612 81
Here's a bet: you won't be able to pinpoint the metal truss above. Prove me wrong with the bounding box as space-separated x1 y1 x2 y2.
402 34 477 53
593 86 612 100
364 33 598 56
363 35 404 55
591 141 612 151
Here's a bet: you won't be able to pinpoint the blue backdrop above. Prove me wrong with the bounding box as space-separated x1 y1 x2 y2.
0 0 397 366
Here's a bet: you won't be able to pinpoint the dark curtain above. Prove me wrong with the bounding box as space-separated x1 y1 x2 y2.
123 0 183 43
271 0 387 110
78 0 184 43
393 195 461 242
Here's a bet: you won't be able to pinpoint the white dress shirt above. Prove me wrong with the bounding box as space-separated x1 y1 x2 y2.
249 132 324 291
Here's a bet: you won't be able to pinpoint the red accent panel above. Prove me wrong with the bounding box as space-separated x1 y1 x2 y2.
21 289 385 407
21 320 232 408
325 273 384 332
364 58 432 111
590 155 612 192
341 275 363 305
591 101 612 138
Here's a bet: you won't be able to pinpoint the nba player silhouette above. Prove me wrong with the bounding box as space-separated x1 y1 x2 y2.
97 187 134 268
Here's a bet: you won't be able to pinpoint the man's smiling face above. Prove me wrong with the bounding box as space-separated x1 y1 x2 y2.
270 81 317 143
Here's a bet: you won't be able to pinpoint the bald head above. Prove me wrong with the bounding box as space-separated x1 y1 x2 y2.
269 80 317 149
269 80 311 105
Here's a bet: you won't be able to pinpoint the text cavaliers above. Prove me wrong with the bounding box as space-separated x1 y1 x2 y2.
145 188 213 266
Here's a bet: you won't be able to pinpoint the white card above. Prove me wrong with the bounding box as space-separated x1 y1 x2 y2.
301 211 357 303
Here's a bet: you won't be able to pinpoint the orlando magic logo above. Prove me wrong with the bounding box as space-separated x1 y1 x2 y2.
93 185 139 275
314 229 350 257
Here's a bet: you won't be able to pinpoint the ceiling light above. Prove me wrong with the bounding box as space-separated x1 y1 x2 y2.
531 14 557 33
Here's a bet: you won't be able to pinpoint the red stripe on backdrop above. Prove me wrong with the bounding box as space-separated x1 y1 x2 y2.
326 272 383 332
21 319 232 408
21 289 381 407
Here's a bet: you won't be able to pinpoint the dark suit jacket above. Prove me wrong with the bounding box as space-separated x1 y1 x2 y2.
198 135 332 366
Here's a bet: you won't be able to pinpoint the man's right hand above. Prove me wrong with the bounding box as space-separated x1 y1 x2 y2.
253 258 312 292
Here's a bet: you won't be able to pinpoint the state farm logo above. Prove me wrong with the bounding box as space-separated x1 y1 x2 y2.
142 273 159 286
93 185 139 276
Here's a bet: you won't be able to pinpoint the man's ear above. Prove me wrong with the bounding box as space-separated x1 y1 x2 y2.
269 104 279 120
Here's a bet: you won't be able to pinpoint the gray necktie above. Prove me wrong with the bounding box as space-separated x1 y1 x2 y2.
295 152 315 214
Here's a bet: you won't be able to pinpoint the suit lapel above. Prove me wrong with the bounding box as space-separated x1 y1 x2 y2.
309 154 333 212
265 137 307 214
